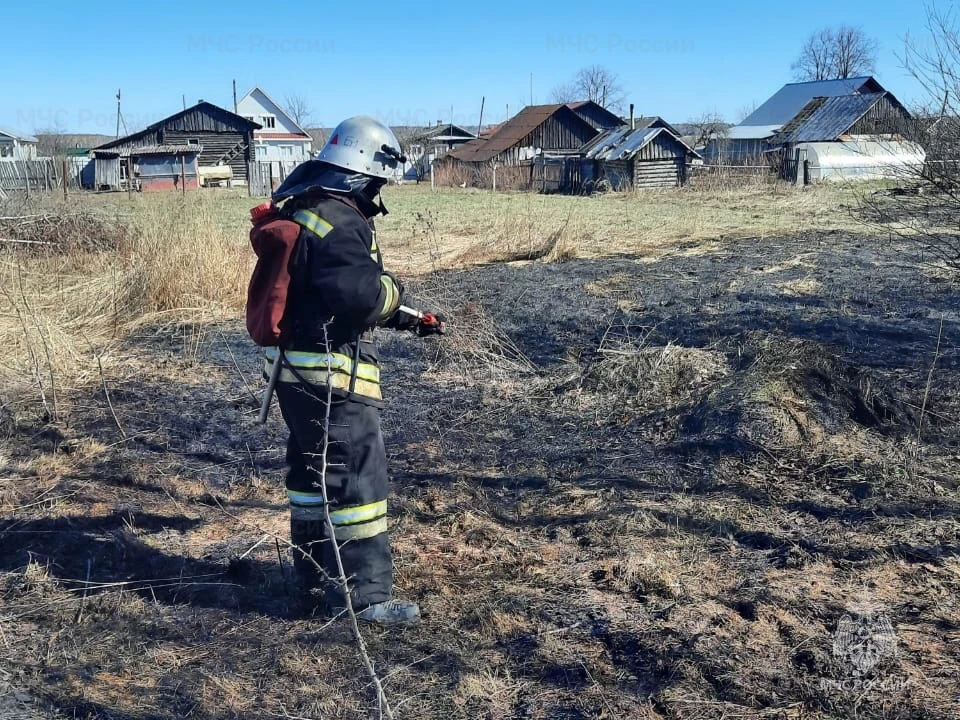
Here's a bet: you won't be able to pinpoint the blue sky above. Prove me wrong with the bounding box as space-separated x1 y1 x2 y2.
0 0 936 135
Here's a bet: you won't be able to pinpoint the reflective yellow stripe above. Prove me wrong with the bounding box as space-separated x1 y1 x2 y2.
265 348 380 383
288 490 326 506
292 209 333 238
379 275 399 318
333 516 388 541
329 500 387 526
264 361 383 400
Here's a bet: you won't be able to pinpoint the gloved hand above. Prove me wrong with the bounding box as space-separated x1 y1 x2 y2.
416 313 447 336
383 308 417 331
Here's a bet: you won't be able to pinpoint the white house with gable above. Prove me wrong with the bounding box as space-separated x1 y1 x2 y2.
237 87 312 178
0 127 39 160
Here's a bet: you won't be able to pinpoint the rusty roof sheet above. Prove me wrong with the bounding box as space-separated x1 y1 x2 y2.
447 104 578 163
775 93 895 144
582 125 701 161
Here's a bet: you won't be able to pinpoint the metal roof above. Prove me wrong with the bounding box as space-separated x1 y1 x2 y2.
447 104 593 163
94 101 260 151
421 123 475 139
775 93 888 144
582 125 701 161
0 126 39 143
92 144 202 157
567 100 623 130
739 76 882 128
725 124 782 140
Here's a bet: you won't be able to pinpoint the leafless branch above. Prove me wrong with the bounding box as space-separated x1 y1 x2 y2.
792 25 878 80
316 320 395 719
284 94 313 127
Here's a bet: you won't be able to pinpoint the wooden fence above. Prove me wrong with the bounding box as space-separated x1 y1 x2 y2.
248 161 295 197
0 158 93 195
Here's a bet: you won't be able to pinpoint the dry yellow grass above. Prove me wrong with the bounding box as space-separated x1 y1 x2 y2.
0 192 253 417
382 182 865 270
0 181 866 420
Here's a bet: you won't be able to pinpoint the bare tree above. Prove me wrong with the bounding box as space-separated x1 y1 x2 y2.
574 65 625 111
551 66 625 110
685 112 729 150
793 28 835 81
792 25 878 80
854 4 960 273
549 82 579 104
834 25 878 78
33 130 113 158
284 94 313 127
736 101 758 123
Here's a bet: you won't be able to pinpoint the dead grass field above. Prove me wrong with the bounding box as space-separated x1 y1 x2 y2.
1 182 958 720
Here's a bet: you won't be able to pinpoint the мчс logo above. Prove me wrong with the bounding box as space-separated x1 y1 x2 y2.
832 610 898 676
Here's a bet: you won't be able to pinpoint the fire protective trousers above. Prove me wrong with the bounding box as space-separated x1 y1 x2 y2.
276 382 392 609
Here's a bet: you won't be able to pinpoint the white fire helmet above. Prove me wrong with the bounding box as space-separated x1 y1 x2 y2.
316 116 406 180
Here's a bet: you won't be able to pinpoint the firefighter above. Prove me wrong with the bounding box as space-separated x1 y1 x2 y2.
252 116 444 625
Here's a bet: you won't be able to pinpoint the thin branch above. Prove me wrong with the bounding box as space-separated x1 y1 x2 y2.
218 326 259 403
86 335 126 440
0 237 56 246
239 534 272 559
915 316 944 453
74 558 92 624
317 320 395 720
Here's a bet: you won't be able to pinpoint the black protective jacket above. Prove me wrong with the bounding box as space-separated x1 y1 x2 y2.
276 192 402 405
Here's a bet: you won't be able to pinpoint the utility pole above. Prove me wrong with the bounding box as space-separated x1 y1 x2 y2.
233 79 238 113
477 96 485 138
530 73 533 106
116 89 121 138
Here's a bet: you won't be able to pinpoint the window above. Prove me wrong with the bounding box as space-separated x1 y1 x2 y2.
255 145 267 160
261 115 276 129
187 138 200 145
280 145 293 157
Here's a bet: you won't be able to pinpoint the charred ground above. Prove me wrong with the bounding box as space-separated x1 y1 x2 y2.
1 227 958 719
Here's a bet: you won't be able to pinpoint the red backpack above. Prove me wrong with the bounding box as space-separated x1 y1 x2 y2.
245 201 302 346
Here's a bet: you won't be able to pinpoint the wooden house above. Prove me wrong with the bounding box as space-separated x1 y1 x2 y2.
767 92 920 183
399 122 476 180
443 104 599 169
0 127 38 160
90 145 200 192
91 101 259 190
705 76 890 163
580 124 701 189
237 86 313 178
